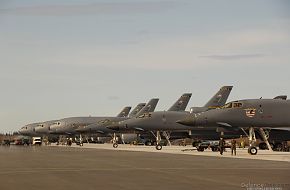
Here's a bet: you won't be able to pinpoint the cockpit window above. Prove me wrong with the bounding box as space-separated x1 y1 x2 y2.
223 102 232 109
138 113 152 118
138 114 145 118
233 102 243 108
145 113 151 118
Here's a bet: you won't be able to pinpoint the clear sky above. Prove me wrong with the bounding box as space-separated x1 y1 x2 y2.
0 0 289 133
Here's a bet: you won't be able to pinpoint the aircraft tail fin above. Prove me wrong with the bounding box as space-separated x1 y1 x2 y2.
273 95 287 100
128 103 146 118
167 93 192 111
203 86 233 108
116 106 132 117
135 98 159 117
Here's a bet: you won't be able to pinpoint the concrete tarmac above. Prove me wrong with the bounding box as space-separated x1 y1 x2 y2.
67 143 290 162
0 145 290 190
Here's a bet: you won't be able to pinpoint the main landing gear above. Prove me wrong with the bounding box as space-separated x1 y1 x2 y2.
243 127 273 155
151 131 171 150
154 131 162 150
79 134 83 146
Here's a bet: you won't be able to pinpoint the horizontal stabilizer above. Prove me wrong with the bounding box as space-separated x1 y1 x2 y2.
273 127 290 131
273 95 287 100
217 122 240 131
134 127 145 131
216 122 232 128
96 130 105 134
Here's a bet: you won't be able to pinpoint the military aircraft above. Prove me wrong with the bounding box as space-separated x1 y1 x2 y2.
48 99 158 147
18 107 131 137
108 86 233 150
177 98 290 154
48 106 132 135
77 93 191 134
35 106 132 135
76 94 191 147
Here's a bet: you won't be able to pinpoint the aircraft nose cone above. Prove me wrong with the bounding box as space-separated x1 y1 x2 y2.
176 117 195 126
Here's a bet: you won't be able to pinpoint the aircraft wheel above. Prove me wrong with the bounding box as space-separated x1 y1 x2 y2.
248 147 258 155
113 143 118 148
156 144 162 150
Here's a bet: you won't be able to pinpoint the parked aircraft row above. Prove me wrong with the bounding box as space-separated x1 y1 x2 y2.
19 86 290 154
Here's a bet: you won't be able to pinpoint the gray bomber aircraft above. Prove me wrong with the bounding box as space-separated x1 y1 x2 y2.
76 93 191 133
49 106 132 135
18 106 132 137
82 98 159 147
35 106 132 135
108 86 233 150
177 98 290 154
76 94 192 147
49 99 159 145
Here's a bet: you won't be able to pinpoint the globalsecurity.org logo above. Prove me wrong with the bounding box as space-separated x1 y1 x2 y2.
241 182 289 190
